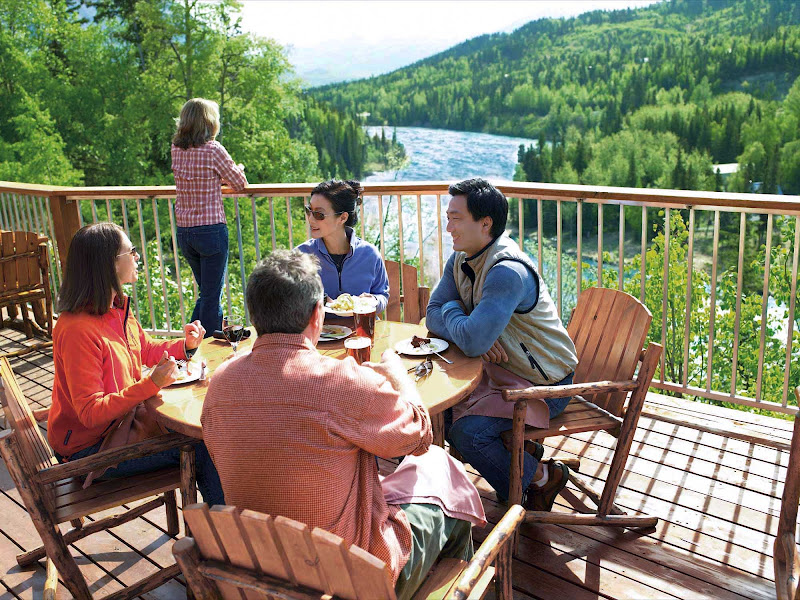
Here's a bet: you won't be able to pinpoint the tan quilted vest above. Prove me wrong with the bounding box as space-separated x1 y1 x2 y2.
453 234 577 385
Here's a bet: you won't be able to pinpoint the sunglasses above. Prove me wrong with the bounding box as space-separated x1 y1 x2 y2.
117 246 138 258
304 205 344 221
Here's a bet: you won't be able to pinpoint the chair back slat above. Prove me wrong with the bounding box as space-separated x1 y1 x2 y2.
273 516 328 592
568 288 652 416
239 510 295 583
311 528 358 599
184 504 395 600
401 262 421 324
207 506 266 600
24 233 40 287
346 544 396 600
0 357 56 474
1 231 17 293
183 504 247 600
385 260 428 324
386 260 401 322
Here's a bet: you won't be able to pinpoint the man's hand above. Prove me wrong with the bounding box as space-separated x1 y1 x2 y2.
481 340 508 364
150 351 178 388
184 320 205 350
363 350 412 392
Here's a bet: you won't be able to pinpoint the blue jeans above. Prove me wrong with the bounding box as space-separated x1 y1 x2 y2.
177 223 228 336
69 438 225 506
445 372 573 502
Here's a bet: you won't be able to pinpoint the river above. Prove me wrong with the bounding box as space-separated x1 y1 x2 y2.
364 126 537 182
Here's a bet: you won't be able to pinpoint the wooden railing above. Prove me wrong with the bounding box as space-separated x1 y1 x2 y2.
1 180 798 415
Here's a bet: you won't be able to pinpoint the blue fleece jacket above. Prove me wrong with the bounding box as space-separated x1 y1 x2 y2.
296 228 389 314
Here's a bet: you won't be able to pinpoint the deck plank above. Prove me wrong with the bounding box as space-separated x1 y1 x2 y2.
0 339 792 600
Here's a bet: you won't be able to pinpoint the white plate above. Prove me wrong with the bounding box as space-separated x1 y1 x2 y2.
394 337 450 356
168 369 202 386
324 305 353 317
143 365 201 386
319 324 353 341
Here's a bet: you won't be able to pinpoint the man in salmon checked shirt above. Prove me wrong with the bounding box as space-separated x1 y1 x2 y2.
202 250 485 600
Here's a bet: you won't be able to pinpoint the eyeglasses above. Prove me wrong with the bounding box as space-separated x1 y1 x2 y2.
304 205 344 221
117 246 138 258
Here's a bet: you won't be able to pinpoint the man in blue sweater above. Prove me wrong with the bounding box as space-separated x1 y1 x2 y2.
426 178 578 510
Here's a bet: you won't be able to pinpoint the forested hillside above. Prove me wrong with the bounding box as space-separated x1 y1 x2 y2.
0 0 402 185
313 0 800 194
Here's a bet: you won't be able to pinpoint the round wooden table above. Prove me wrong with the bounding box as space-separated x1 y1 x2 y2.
146 321 483 445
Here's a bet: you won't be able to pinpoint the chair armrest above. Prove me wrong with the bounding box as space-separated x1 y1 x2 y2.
37 432 196 484
502 379 637 402
447 504 525 598
32 407 49 422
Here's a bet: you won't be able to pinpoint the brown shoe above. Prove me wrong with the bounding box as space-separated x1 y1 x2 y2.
523 460 569 511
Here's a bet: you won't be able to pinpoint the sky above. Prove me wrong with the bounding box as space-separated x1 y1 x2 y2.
238 0 661 87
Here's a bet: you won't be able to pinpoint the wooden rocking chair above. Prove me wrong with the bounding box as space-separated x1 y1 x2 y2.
0 230 54 357
0 357 198 599
174 502 526 600
774 387 800 600
502 286 662 528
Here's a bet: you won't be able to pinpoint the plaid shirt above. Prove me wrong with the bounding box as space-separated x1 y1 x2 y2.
171 141 248 227
201 334 433 582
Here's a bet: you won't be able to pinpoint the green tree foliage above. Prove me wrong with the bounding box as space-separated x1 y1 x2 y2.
314 0 800 194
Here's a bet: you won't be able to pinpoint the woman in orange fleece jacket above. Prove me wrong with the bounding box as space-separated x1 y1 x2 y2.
48 223 223 504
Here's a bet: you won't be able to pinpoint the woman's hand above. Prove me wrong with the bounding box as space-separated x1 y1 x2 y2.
150 352 178 388
481 340 508 364
184 320 205 350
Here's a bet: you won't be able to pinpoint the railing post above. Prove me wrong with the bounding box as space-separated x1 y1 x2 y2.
48 195 81 273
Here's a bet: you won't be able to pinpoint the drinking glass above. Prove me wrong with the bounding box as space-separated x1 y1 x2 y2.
222 315 245 356
344 336 371 365
353 297 377 345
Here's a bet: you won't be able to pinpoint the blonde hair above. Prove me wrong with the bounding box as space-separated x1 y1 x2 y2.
172 98 220 149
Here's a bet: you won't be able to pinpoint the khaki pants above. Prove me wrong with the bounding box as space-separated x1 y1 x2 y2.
394 503 474 600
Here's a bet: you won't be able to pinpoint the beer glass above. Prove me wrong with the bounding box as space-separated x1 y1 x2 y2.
353 297 377 344
344 336 371 365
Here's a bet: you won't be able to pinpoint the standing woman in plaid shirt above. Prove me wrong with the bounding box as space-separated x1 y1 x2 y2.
171 98 248 336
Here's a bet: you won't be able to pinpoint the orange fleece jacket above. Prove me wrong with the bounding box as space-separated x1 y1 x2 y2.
48 296 186 457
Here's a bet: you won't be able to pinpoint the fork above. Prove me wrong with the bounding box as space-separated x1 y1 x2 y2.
422 343 453 364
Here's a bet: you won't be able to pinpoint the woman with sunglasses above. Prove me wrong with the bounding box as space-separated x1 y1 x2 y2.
47 223 224 504
296 179 389 313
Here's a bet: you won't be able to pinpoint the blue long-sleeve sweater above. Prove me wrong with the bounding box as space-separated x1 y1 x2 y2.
426 254 538 357
296 228 389 314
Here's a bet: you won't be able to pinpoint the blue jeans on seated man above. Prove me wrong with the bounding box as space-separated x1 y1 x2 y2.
177 223 229 337
69 438 225 506
444 372 573 503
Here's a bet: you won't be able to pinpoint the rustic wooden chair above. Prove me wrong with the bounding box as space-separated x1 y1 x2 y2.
501 286 662 529
0 356 199 600
386 260 429 324
0 231 54 355
174 502 525 600
774 387 800 600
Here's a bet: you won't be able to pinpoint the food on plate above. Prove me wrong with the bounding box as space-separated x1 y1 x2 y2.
322 325 341 336
411 335 431 348
329 293 354 312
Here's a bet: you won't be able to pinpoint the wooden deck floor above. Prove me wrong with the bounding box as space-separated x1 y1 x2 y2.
0 326 790 599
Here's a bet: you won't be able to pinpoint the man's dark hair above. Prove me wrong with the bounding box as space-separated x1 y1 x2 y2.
57 223 125 315
448 178 508 238
246 250 324 335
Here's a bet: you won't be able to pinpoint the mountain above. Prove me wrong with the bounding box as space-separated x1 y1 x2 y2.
311 0 799 136
310 0 800 194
